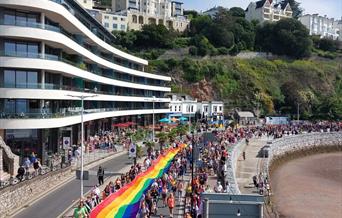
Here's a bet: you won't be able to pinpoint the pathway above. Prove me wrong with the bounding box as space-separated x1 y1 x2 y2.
235 137 269 194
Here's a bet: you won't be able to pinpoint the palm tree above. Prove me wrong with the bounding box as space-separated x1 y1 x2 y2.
156 132 168 151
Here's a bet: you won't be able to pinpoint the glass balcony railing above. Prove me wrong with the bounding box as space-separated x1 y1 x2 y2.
0 18 146 72
0 50 167 87
0 81 163 98
0 106 166 119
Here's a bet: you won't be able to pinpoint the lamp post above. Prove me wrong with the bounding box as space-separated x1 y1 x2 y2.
152 96 156 142
67 94 97 198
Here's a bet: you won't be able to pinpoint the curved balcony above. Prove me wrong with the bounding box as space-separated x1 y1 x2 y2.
0 0 147 65
0 25 170 81
0 87 170 103
0 56 171 92
0 108 170 129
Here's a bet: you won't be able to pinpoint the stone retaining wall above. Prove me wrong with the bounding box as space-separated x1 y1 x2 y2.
0 167 72 217
226 140 245 194
262 132 342 177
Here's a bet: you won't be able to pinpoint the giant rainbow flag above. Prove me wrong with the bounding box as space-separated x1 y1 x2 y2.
90 144 184 218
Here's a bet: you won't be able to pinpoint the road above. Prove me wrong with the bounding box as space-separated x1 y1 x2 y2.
14 152 135 218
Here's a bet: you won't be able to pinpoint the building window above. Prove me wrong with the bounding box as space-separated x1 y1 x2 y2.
113 24 118 29
104 22 109 28
174 106 177 111
214 106 217 112
204 106 208 112
121 24 126 30
83 0 87 3
113 17 118 20
121 18 125 21
219 106 222 111
4 40 39 58
3 69 38 88
179 105 181 111
191 105 194 112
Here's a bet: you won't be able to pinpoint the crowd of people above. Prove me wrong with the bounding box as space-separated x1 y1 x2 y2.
70 121 342 218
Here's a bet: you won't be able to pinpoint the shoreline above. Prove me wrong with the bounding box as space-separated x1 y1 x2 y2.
268 148 342 218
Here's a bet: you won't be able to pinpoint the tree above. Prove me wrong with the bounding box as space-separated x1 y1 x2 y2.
205 24 234 48
256 19 312 58
112 30 137 50
273 19 312 58
228 7 245 17
188 15 212 36
135 24 175 49
281 0 303 18
317 38 339 52
184 10 199 19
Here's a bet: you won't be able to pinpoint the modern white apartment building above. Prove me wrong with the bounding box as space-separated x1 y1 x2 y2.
245 0 292 23
112 0 189 32
0 0 171 162
299 14 340 40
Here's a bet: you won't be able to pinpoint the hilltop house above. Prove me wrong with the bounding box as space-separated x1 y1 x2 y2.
245 0 292 23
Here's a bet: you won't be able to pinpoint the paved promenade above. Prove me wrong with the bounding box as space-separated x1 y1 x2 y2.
235 137 268 194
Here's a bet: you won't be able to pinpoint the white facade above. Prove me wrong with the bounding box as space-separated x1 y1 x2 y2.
245 0 292 23
112 0 189 32
0 0 171 158
168 94 197 116
198 101 224 118
167 94 224 122
89 9 128 32
76 0 94 10
333 19 342 41
299 14 339 40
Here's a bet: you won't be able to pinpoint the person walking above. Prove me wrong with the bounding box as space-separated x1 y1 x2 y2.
167 193 175 218
243 151 246 160
97 166 104 185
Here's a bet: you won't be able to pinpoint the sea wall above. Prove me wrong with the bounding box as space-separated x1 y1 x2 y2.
263 132 342 178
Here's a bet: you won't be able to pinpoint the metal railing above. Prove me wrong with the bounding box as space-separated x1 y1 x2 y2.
0 50 167 87
0 106 166 119
0 17 167 77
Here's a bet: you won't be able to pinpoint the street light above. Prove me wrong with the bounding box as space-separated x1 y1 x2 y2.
152 96 156 142
67 94 97 198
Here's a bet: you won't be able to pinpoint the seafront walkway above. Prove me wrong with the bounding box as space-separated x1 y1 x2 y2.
235 136 269 194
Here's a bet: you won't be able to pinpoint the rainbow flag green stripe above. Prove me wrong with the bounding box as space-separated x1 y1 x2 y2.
90 145 184 218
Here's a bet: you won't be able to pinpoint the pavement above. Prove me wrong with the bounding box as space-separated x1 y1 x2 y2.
13 151 136 218
235 136 268 194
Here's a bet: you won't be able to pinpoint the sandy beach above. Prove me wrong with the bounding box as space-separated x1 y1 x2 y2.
270 152 342 218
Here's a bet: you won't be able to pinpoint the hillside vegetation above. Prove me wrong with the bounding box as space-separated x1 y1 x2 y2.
108 3 341 120
150 57 342 120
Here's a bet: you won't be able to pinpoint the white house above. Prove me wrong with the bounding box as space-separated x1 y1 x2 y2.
299 14 340 40
198 101 224 123
112 0 189 32
333 19 342 41
245 0 292 23
167 94 197 118
88 9 128 32
166 94 224 123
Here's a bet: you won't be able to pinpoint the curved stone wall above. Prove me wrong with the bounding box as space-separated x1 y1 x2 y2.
262 132 342 178
228 132 342 195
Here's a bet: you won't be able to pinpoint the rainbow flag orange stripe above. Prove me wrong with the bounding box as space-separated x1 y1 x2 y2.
90 145 184 218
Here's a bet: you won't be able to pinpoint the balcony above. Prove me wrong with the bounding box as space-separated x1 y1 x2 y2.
0 19 144 72
0 51 167 88
0 106 165 120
